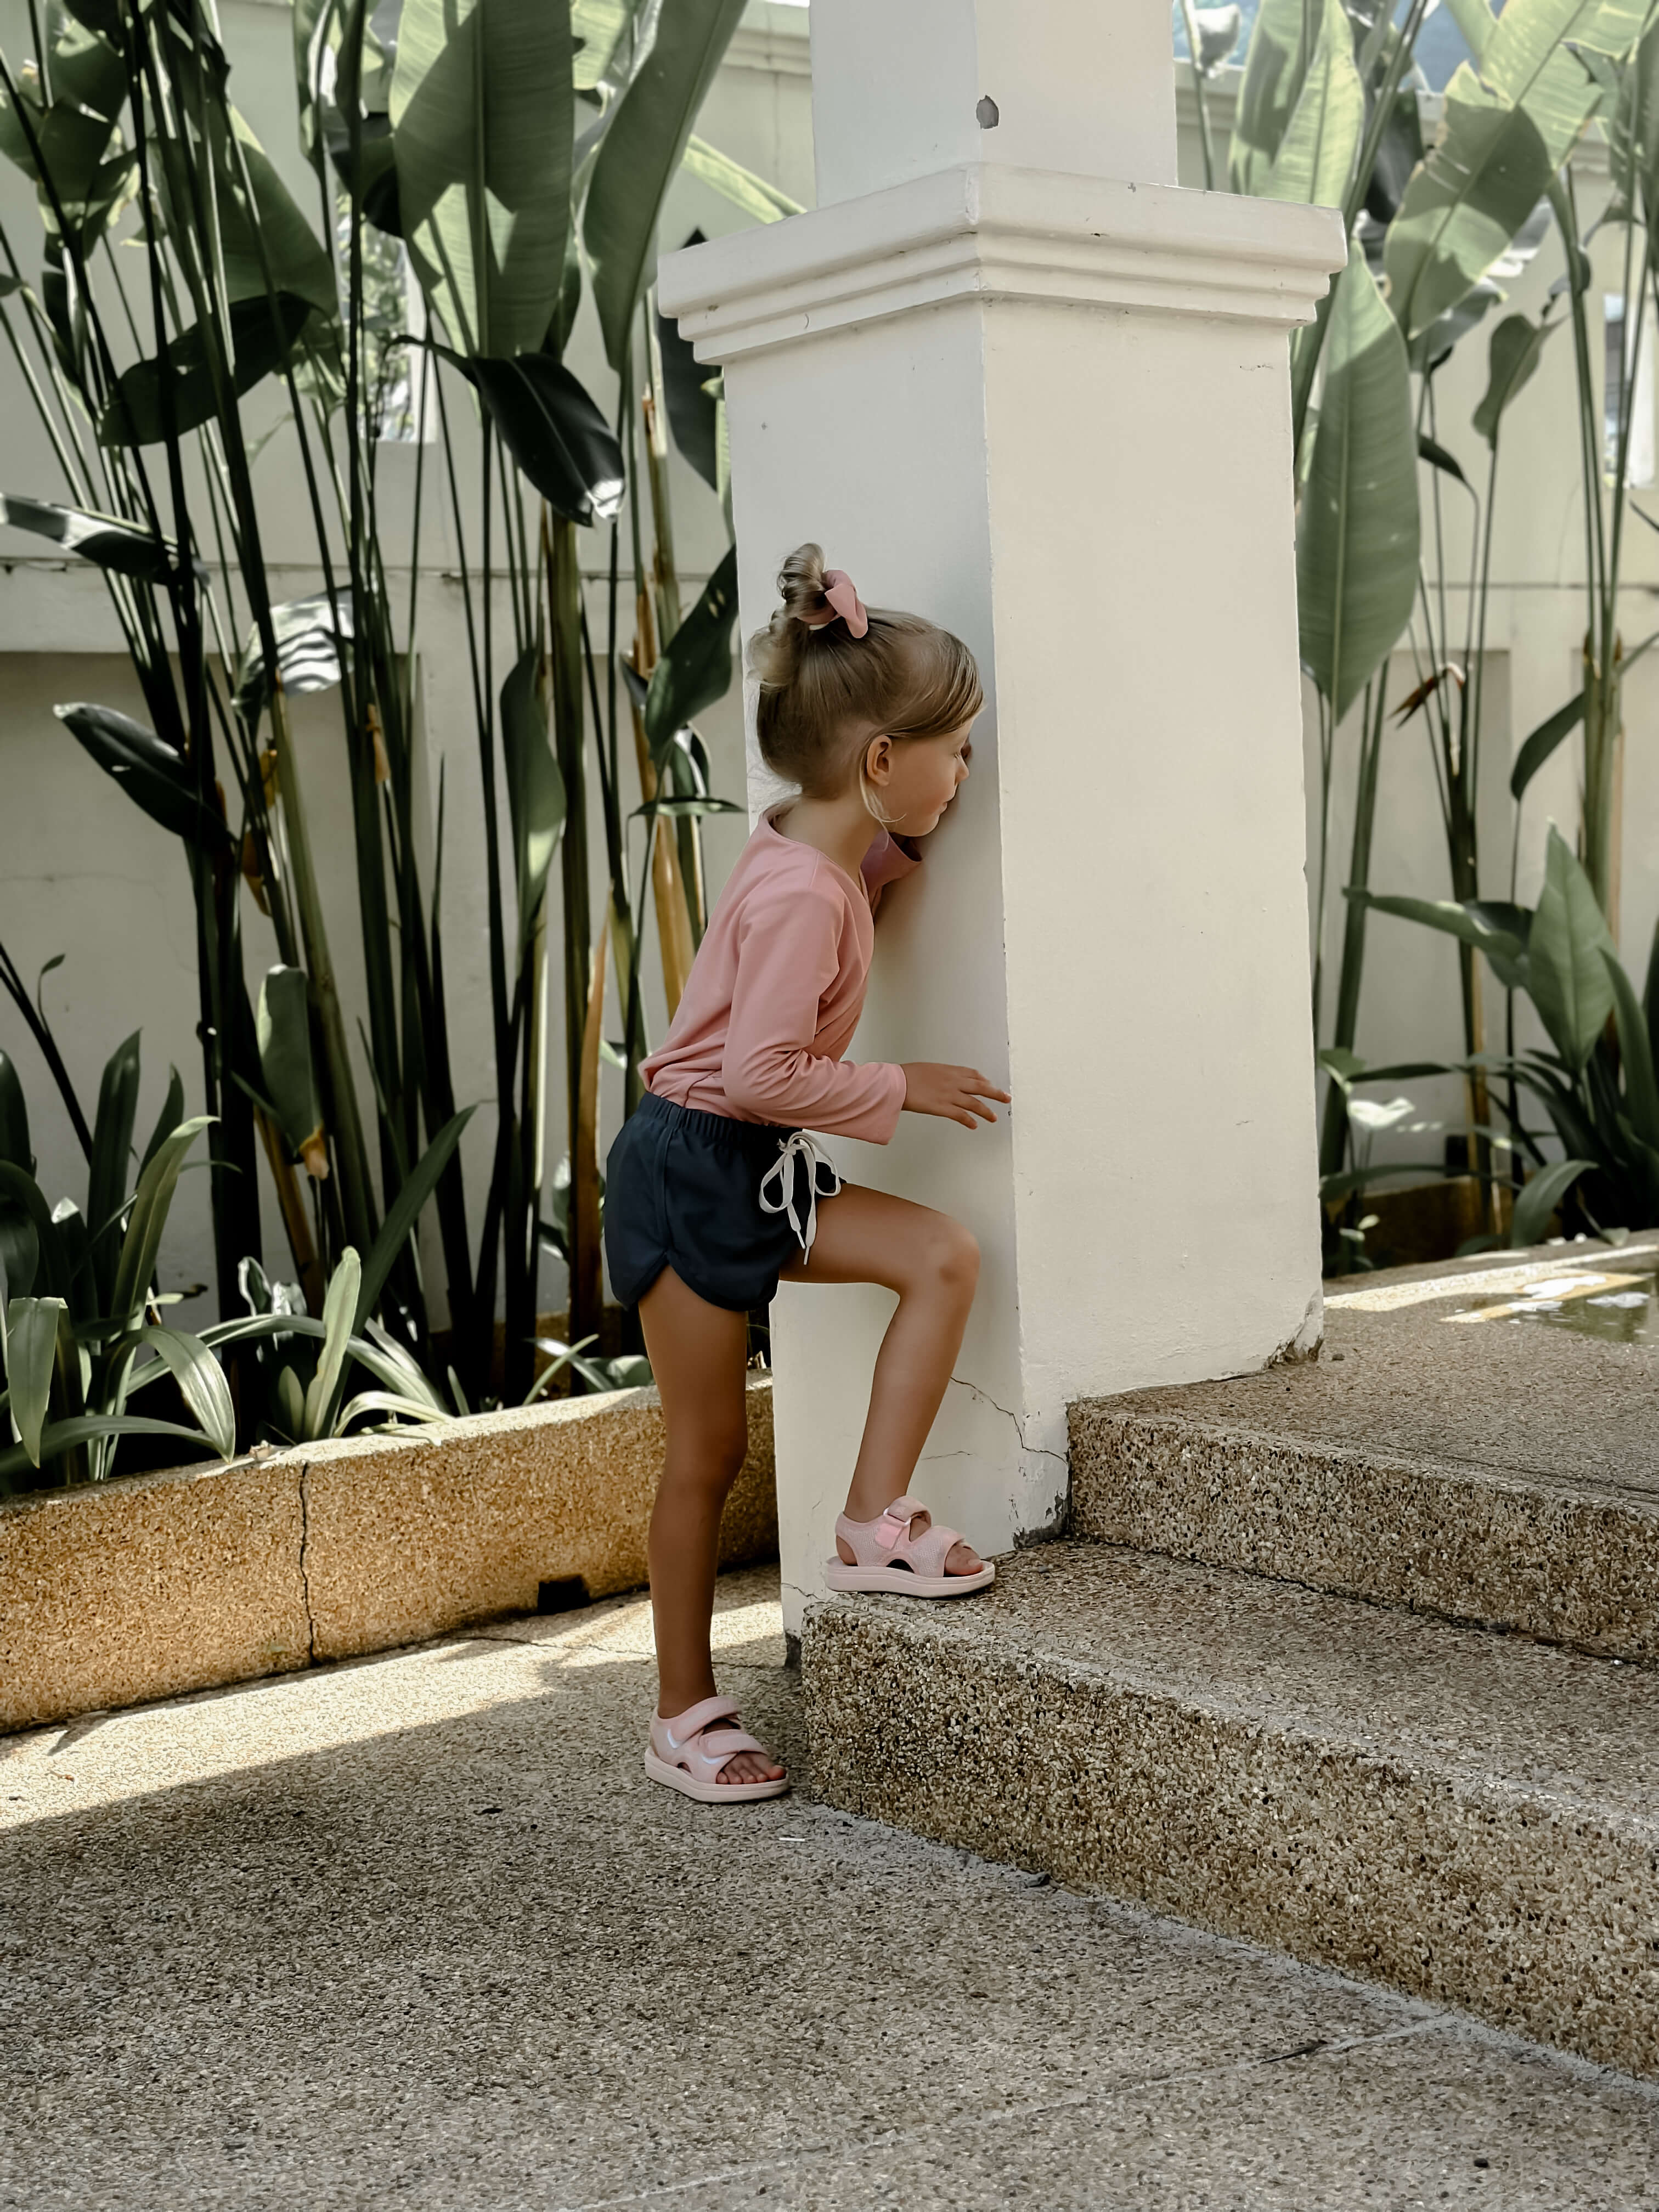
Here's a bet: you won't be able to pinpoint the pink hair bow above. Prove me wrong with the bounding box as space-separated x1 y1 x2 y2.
803 568 869 639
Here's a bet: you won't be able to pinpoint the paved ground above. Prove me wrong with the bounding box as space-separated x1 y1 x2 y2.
3 1566 1658 2211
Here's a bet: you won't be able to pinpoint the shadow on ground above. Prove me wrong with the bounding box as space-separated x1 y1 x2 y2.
2 1567 1656 2211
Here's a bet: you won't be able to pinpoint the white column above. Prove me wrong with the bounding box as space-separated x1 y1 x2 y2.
659 1 1346 1636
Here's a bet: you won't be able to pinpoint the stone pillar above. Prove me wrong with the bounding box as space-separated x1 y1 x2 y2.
659 0 1346 1634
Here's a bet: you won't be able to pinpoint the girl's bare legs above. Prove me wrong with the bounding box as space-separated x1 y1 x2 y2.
637 1267 784 1785
781 1183 984 1575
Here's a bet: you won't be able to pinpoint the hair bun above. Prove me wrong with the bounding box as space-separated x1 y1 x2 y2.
777 542 830 627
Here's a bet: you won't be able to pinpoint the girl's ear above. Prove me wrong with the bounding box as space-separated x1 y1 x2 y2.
864 733 894 786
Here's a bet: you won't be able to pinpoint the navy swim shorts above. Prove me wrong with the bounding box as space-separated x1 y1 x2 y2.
603 1093 840 1312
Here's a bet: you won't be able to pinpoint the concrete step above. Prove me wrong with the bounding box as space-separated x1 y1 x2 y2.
1069 1239 1659 1661
802 1545 1659 2079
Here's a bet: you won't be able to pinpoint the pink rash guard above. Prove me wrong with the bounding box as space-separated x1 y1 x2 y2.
640 806 920 1142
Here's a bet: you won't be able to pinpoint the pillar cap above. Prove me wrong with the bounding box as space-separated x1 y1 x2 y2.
658 167 1349 364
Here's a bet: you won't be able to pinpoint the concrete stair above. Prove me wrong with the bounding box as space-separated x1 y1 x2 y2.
801 1242 1659 2078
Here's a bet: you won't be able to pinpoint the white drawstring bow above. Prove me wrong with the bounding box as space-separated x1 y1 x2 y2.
758 1130 843 1262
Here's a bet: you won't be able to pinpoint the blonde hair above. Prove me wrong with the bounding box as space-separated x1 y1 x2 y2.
748 543 982 804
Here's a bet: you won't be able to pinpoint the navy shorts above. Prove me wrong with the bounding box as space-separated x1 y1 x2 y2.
603 1093 838 1312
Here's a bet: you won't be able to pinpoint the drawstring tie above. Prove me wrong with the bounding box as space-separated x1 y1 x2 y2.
758 1130 842 1262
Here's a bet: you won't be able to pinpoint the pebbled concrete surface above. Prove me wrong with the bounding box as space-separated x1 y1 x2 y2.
4 1566 1658 2210
1070 1239 1659 1660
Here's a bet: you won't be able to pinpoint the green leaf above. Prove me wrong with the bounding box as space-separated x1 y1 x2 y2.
1472 313 1556 447
1418 435 1470 485
0 1163 67 1301
1229 0 1321 192
304 1245 360 1437
1296 257 1419 723
657 245 719 491
1353 890 1531 990
0 1051 32 1173
333 1389 450 1435
256 967 323 1161
109 1114 212 1334
500 650 566 950
117 1324 236 1459
1528 824 1616 1068
55 703 232 851
1385 0 1628 340
0 494 184 582
214 109 339 315
1510 1155 1594 1244
583 0 747 370
1602 945 1659 1150
138 1066 185 1182
680 134 802 223
354 1107 477 1333
3 1295 65 1464
98 291 316 445
1510 689 1584 798
643 546 740 764
390 0 573 356
436 348 623 524
1256 0 1363 207
0 1412 220 1484
87 1029 140 1313
235 589 353 726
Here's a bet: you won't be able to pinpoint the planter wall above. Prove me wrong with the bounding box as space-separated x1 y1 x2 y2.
0 1379 775 1734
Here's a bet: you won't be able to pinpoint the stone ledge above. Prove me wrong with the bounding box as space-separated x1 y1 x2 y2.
803 1544 1659 2079
1 1379 775 1733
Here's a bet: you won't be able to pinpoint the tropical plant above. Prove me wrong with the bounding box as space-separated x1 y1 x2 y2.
0 0 785 1417
1359 825 1659 1240
0 1037 236 1494
1228 0 1659 1237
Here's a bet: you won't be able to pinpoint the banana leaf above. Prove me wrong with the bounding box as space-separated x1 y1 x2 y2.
657 245 720 492
257 966 323 1165
436 348 623 523
0 494 185 582
1229 0 1320 193
1510 690 1585 798
390 0 572 357
235 589 354 725
1351 889 1532 990
98 291 316 445
500 648 566 949
1296 257 1419 723
353 1105 476 1330
681 134 801 223
1604 947 1659 1150
55 703 232 850
583 0 747 370
1385 0 1632 340
1257 0 1363 207
643 546 740 765
0 1052 31 1174
1528 826 1616 1068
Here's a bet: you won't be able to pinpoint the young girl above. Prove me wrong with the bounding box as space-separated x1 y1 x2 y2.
603 544 1009 1804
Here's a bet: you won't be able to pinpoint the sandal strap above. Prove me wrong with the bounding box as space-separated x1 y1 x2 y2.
838 1497 964 1578
655 1695 739 1756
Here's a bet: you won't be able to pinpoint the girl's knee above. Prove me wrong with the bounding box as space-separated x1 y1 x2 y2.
912 1214 979 1297
662 1417 750 1493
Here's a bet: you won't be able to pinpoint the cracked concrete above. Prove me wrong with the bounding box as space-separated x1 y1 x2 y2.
4 1565 1657 2210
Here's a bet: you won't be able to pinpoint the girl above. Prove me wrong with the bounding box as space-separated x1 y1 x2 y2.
603 544 1009 1804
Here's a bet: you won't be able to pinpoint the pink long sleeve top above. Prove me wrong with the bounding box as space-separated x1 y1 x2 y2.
640 806 920 1142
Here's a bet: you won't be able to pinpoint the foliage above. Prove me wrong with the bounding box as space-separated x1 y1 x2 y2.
0 1036 234 1496
0 0 777 1446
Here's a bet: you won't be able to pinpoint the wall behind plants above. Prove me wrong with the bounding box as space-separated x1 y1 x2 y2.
0 0 815 1329
1176 69 1659 1190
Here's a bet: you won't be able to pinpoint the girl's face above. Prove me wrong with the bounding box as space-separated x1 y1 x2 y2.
864 723 974 836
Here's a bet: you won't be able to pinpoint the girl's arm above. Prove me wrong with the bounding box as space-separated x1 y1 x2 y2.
721 877 907 1142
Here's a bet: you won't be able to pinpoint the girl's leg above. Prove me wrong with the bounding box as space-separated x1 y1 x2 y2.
637 1265 783 1784
780 1184 983 1575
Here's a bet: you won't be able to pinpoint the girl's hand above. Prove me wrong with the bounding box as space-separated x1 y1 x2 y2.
900 1063 1011 1130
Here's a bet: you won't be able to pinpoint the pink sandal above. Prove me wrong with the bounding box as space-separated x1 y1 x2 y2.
644 1696 789 1804
825 1496 996 1598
